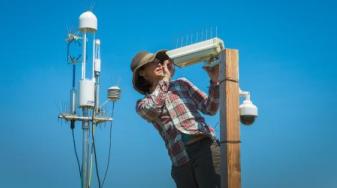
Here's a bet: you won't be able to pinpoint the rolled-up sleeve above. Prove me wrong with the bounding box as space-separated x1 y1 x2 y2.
179 78 219 115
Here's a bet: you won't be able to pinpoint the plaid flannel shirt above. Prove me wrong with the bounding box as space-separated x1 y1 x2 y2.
136 77 219 166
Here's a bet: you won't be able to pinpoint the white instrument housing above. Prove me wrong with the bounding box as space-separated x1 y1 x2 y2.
166 38 224 67
79 79 95 107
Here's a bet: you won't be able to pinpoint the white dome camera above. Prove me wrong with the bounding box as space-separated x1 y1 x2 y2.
239 89 258 125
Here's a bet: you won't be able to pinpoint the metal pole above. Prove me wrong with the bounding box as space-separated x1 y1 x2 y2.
82 107 90 188
219 49 241 188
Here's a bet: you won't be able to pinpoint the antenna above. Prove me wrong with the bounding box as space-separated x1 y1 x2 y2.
186 35 189 45
58 10 120 188
181 36 184 47
89 0 96 11
210 27 213 38
215 26 218 38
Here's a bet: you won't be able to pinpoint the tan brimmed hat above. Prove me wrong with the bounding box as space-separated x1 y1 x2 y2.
131 50 168 94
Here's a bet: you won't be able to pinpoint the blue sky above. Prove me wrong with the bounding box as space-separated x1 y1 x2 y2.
1 0 337 187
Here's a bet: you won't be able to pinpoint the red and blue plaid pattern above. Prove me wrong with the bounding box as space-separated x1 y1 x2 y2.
136 77 219 166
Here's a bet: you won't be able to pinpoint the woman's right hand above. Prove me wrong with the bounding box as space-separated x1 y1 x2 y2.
162 60 172 82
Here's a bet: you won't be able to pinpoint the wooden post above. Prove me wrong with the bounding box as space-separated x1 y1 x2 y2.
219 49 241 188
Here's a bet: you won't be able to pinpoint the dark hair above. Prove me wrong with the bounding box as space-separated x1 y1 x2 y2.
136 51 175 95
136 67 153 94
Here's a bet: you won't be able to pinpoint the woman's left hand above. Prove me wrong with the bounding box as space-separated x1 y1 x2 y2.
203 64 219 83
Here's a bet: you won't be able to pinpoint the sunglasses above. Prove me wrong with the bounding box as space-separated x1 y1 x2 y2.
148 58 165 66
142 54 171 69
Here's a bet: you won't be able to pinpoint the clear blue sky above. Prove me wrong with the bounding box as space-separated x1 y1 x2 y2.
1 0 336 187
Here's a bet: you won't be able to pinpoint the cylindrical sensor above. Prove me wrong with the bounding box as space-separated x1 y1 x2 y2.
94 59 101 73
70 88 77 114
107 86 121 102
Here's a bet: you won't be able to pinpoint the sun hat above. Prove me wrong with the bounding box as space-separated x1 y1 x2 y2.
131 50 170 94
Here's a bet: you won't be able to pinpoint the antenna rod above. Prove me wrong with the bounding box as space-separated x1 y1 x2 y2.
82 32 87 79
92 34 96 82
94 39 101 112
70 63 76 129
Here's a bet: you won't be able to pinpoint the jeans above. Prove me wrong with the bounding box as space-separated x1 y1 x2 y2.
171 138 221 188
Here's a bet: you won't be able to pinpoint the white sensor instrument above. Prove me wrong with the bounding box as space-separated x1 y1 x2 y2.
166 37 224 67
78 11 97 107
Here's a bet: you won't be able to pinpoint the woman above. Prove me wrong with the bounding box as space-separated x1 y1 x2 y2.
131 50 221 188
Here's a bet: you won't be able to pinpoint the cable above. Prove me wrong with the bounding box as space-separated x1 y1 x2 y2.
67 33 83 186
91 117 102 188
71 127 82 180
88 132 94 187
101 102 115 187
91 73 102 188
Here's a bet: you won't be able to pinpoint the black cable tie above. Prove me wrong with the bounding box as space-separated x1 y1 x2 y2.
220 140 241 144
219 77 239 84
70 120 75 129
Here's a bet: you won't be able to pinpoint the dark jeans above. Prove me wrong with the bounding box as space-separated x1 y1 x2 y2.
171 138 221 188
